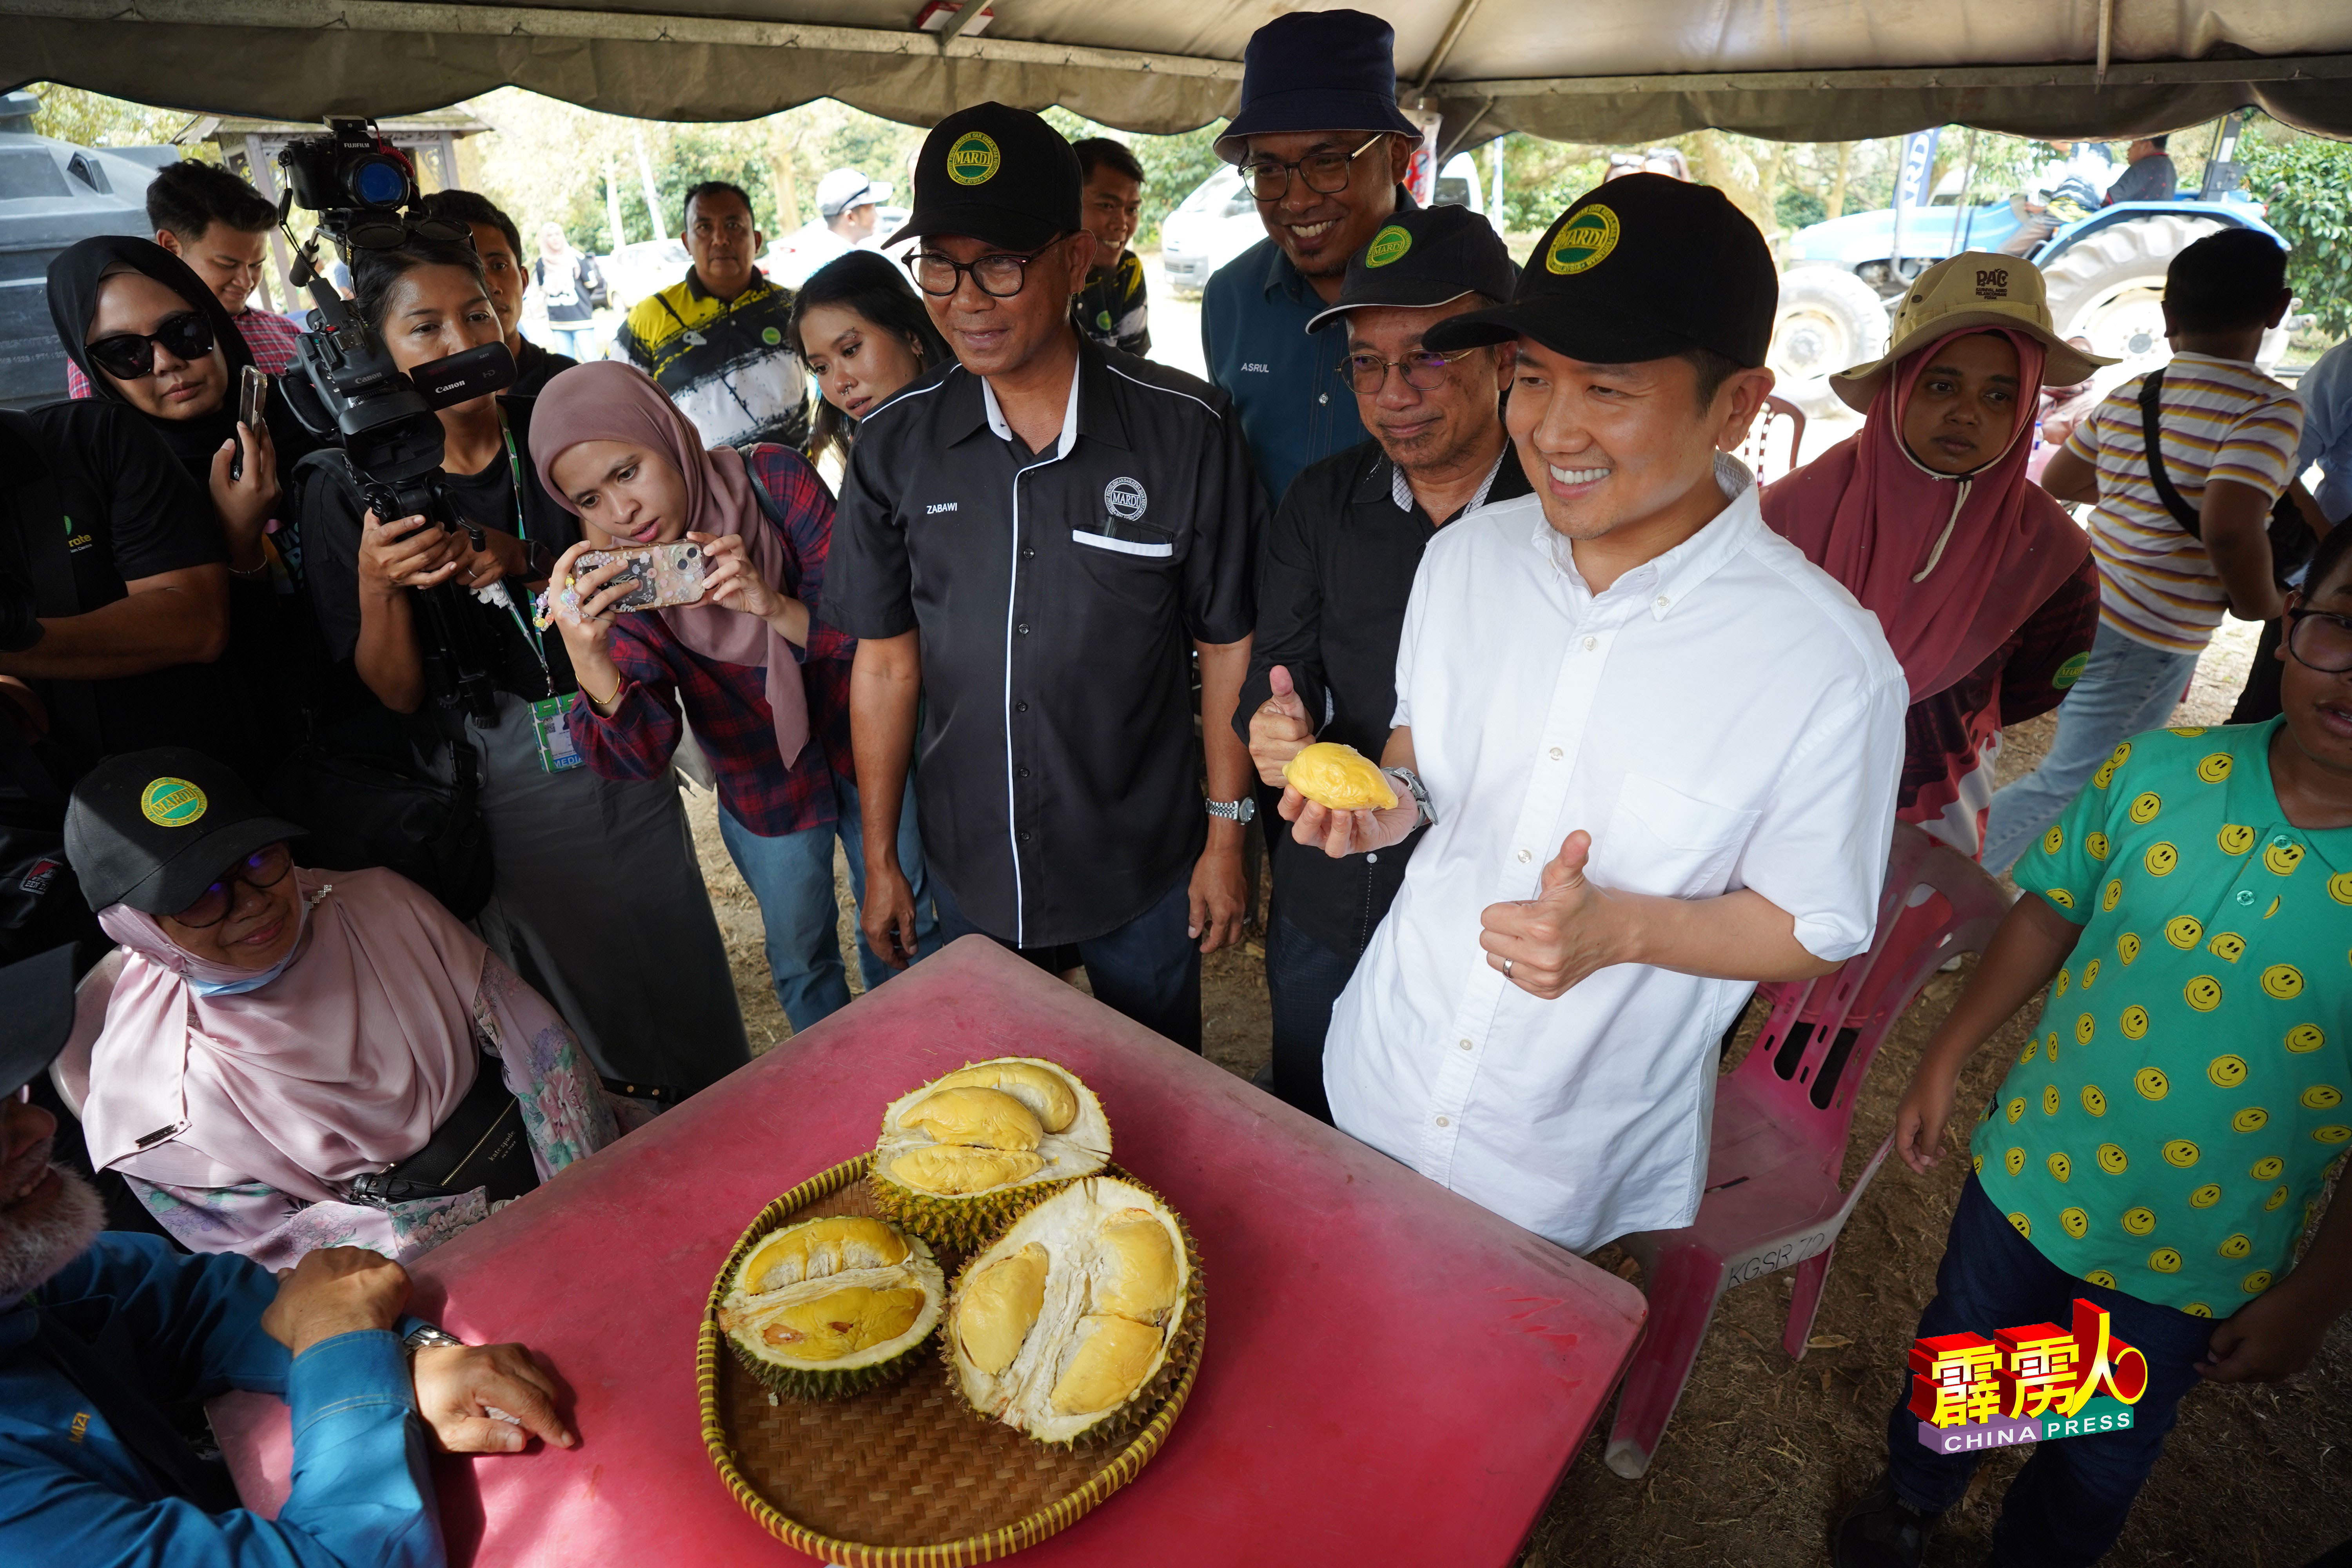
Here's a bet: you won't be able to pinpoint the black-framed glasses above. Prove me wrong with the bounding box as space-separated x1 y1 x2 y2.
907 236 1068 300
1238 134 1389 203
2286 608 2352 673
1338 347 1483 396
85 310 216 380
172 843 294 929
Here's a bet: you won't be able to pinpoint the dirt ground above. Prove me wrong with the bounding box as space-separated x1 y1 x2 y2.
684 617 2350 1566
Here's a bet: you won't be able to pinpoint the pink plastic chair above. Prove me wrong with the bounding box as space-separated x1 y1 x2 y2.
1600 823 2009 1479
1735 394 1809 485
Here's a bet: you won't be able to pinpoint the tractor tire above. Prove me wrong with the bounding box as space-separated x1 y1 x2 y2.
1769 266 1892 417
2040 213 2227 374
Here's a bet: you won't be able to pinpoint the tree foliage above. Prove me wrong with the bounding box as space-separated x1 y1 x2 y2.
1042 107 1225 249
2239 125 2352 339
24 84 200 151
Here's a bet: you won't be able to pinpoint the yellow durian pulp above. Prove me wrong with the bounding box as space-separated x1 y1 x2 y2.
759 1285 929 1361
889 1145 1047 1195
740 1214 909 1293
1049 1315 1165 1415
956 1243 1049 1374
931 1062 1081 1132
1093 1209 1178 1323
897 1085 1044 1151
1283 742 1398 811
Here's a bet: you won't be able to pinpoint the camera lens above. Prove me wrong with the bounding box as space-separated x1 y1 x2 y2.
350 157 410 207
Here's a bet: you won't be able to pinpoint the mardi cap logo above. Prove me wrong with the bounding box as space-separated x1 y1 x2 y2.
945 131 1002 187
1545 204 1621 276
140 777 208 828
1365 224 1412 268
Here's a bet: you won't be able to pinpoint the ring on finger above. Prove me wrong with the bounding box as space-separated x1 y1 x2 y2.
1502 958 1514 977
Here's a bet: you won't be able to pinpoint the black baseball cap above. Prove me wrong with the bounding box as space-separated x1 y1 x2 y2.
1306 204 1519 333
887 103 1081 254
1424 174 1778 368
64 748 306 916
0 945 76 1099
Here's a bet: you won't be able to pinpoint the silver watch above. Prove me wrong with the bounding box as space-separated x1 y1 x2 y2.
1388 767 1434 828
1205 796 1257 823
403 1323 465 1357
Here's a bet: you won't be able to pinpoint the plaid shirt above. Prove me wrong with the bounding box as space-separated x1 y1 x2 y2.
567 444 857 837
65 307 304 398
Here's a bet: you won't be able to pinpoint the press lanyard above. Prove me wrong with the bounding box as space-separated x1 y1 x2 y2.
484 403 550 685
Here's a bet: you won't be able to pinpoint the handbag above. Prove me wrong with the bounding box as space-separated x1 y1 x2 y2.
347 1053 539 1208
2136 370 2316 588
264 734 494 920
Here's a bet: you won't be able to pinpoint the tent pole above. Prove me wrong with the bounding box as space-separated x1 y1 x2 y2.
1956 127 1980 253
1415 0 1486 95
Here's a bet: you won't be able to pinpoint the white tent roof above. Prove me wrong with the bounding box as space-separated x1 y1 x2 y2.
6 0 2350 141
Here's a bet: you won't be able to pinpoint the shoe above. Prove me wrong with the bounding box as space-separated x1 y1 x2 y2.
1831 1479 1937 1568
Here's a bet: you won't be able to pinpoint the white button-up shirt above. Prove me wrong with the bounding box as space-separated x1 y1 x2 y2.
1325 459 1907 1254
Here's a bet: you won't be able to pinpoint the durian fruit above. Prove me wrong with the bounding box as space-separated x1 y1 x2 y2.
716 1214 944 1399
1283 741 1399 811
871 1058 1111 1249
944 1176 1202 1447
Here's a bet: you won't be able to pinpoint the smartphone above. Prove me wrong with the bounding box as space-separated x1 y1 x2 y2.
575 541 706 612
230 367 269 481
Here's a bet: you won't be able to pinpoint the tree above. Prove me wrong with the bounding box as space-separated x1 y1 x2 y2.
25 83 200 152
2239 125 2352 338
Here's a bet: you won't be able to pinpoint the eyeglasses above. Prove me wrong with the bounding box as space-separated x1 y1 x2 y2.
907 236 1068 300
1238 134 1389 203
2286 608 2352 673
1338 347 1483 396
85 310 216 380
172 843 293 929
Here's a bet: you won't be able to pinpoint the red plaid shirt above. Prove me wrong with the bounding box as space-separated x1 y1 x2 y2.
567 445 857 837
65 307 304 397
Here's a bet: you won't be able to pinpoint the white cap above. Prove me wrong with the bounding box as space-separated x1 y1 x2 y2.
817 168 888 217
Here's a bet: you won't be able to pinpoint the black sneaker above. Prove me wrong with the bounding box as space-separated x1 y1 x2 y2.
1831 1480 1937 1568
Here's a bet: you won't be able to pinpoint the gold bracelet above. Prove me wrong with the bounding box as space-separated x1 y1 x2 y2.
580 674 622 709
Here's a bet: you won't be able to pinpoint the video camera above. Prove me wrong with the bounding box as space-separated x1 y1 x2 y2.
275 117 514 720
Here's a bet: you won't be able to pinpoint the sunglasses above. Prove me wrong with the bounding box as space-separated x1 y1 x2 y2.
85 310 216 381
172 842 294 929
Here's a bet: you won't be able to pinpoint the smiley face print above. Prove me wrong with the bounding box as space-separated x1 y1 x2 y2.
2047 1151 2073 1181
2005 1145 2028 1176
2263 840 2304 877
2098 1143 2128 1174
2287 1024 2325 1054
2261 964 2303 1000
2196 753 2232 784
2120 1007 2150 1041
2208 932 2246 963
2219 824 2257 857
2163 1139 2201 1168
2251 1155 2285 1180
2086 832 2111 861
2135 1068 2169 1101
2165 916 2203 949
2122 1206 2157 1236
2145 842 2180 877
2061 1207 2090 1238
2209 1054 2249 1089
2190 1183 2222 1208
2129 791 2162 824
2149 1247 2184 1273
2231 1106 2270 1133
2302 1085 2344 1111
2083 1084 2110 1116
2118 932 2141 965
2184 976 2223 1013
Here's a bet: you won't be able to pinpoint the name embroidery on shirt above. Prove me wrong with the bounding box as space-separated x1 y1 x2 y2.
1239 362 1270 373
925 501 959 514
68 1412 90 1443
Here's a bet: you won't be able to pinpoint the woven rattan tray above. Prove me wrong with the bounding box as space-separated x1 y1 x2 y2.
699 1156 1203 1566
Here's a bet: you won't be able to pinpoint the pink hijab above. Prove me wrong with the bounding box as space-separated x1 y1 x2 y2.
1762 327 2089 702
529 361 811 763
82 867 486 1205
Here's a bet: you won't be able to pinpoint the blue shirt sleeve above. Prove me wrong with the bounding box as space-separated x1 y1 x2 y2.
2295 341 2352 525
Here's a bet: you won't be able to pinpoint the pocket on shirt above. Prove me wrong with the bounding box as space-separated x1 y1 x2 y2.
1593 774 1760 899
1070 524 1175 559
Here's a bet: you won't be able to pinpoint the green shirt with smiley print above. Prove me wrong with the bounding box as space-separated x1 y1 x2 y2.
1971 719 2351 1316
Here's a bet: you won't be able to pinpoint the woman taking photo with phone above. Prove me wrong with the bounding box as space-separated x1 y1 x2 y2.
293 229 748 1098
787 251 952 472
533 360 936 1030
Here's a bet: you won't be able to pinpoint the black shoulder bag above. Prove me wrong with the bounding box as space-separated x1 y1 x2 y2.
347 1053 539 1208
2136 369 2315 588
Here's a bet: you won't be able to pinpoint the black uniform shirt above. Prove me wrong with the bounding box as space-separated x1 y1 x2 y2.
1233 437 1530 956
824 338 1261 947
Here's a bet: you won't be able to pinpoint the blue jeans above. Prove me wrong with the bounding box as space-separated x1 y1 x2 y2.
1884 1176 2217 1568
538 323 600 361
934 871 1202 1052
1982 623 2200 874
1263 907 1359 1124
718 774 938 1032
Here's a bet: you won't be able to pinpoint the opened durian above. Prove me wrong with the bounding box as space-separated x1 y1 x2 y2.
944 1176 1201 1447
871 1058 1111 1248
1283 741 1398 811
716 1214 944 1399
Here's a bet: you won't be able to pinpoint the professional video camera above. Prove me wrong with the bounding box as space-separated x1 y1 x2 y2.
274 117 515 720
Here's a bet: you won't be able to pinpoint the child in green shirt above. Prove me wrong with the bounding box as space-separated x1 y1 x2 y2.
1835 525 2352 1568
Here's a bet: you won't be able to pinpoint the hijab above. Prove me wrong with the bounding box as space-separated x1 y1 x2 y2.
1761 327 2090 704
528 361 812 763
81 866 486 1205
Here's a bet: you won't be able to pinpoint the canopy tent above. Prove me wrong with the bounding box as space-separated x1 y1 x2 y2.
5 0 2350 144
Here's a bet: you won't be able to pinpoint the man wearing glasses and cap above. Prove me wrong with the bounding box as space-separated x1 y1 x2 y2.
1202 8 1423 506
823 104 1261 1052
1234 204 1526 1122
1281 176 1907 1255
0 945 576 1566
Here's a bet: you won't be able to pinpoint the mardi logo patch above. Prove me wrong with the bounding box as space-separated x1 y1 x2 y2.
945 131 1002 186
1365 224 1412 268
761 325 782 346
1104 476 1148 522
140 777 208 828
1545 204 1621 276
2053 651 2090 690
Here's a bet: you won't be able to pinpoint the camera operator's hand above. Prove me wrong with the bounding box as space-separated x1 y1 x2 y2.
547 539 636 714
208 419 279 573
359 510 461 599
691 532 811 649
457 528 530 592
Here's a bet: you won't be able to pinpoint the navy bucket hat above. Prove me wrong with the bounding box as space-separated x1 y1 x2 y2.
1214 10 1421 164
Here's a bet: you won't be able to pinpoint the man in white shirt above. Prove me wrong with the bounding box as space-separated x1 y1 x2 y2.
1289 174 1909 1254
769 168 890 289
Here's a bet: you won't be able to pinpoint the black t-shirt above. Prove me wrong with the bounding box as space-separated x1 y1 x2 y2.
508 338 579 399
4 403 253 773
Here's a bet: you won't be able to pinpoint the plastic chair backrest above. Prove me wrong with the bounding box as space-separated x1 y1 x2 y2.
51 946 125 1119
1736 394 1809 485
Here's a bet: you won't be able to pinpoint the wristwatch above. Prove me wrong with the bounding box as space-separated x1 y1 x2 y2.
1387 767 1434 828
402 1323 465 1358
1205 796 1257 824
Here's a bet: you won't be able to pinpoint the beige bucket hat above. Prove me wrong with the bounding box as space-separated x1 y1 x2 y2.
1829 250 2116 413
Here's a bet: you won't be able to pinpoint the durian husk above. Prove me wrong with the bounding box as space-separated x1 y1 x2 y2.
717 1216 946 1401
869 1057 1112 1250
941 1172 1205 1451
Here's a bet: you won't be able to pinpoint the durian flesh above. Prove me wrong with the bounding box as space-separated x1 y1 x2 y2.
1283 741 1398 811
719 1214 944 1398
946 1177 1196 1446
871 1058 1111 1248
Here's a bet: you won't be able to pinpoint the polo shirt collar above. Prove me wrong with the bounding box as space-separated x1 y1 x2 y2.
1390 447 1508 516
685 266 764 303
1535 452 1762 618
978 335 1125 459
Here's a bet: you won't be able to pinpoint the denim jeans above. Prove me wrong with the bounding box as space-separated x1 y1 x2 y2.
1263 907 1361 1124
538 323 601 361
718 774 938 1032
934 871 1202 1051
1883 1176 2218 1568
1982 623 2200 874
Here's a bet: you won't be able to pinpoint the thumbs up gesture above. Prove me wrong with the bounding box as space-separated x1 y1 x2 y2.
1479 831 1620 1000
1247 664 1317 786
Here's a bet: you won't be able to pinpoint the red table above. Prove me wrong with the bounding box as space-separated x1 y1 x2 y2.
216 936 1646 1565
